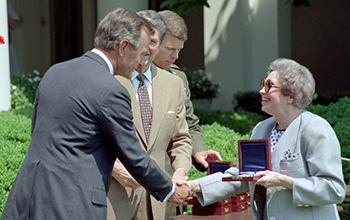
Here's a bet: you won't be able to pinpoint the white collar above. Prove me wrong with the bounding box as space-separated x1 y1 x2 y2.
91 48 114 75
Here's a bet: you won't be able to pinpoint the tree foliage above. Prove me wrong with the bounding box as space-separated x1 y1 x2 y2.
161 0 310 15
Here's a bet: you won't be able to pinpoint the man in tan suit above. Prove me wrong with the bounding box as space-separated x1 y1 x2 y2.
153 10 222 172
107 10 192 220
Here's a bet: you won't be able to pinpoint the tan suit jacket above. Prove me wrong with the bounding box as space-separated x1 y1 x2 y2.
107 64 192 220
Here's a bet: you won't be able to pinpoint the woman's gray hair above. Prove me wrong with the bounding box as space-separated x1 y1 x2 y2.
137 10 166 43
94 8 146 51
267 58 315 109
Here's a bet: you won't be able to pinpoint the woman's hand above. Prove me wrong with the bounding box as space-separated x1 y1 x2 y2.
177 180 202 193
252 170 293 189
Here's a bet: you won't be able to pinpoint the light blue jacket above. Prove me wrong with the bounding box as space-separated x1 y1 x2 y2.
196 110 346 220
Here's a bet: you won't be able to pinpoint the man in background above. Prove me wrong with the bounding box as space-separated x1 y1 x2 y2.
0 8 189 220
107 10 192 220
153 10 222 173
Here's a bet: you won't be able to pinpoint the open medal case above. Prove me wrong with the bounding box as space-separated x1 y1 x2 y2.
207 160 235 175
222 139 271 182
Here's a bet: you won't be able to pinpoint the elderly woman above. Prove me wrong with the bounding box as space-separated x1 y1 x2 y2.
184 58 346 220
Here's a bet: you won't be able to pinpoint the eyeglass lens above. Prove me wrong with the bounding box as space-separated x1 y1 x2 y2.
260 78 281 93
260 79 271 92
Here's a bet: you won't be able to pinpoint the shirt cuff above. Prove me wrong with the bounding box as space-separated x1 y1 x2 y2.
162 182 175 202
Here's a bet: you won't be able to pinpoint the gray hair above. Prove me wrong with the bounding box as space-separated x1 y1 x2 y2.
137 10 166 43
158 10 188 41
94 8 147 51
267 58 315 109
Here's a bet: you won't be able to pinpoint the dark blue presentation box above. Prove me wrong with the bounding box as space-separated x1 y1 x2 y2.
222 139 271 182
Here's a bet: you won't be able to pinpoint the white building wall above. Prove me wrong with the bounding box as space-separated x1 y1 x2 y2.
204 0 290 111
0 1 11 111
97 0 148 22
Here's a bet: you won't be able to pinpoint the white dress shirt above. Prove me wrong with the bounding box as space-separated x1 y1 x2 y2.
131 65 153 108
91 48 114 75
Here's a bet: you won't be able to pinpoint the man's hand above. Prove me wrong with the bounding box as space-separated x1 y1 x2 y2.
168 182 192 206
112 161 141 189
194 150 222 168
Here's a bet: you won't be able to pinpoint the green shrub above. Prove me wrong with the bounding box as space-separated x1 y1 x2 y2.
10 70 43 105
312 92 350 106
10 84 31 110
184 68 220 100
194 108 267 135
0 111 31 215
188 122 250 180
232 91 267 116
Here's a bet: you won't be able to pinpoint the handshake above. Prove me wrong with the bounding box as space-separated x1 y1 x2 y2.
112 150 222 206
167 169 200 206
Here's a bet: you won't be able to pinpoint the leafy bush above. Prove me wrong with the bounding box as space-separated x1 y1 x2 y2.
184 68 220 100
0 111 31 215
194 108 267 135
10 84 31 110
312 92 350 106
10 70 43 105
10 71 41 118
188 122 250 180
232 91 266 116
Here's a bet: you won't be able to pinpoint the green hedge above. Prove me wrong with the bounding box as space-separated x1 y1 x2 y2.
194 108 267 135
188 122 250 180
3 73 350 218
0 111 31 214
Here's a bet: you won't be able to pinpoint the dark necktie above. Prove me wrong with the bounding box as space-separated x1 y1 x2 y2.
136 74 153 143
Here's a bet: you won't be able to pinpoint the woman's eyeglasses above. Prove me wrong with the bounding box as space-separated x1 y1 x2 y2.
260 78 282 93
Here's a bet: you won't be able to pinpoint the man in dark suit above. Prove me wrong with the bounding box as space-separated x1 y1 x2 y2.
0 8 190 220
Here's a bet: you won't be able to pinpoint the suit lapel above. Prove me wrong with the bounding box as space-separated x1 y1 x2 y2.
115 76 147 150
148 64 168 149
271 114 301 171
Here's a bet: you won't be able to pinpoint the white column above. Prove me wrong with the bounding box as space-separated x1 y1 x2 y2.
0 1 11 111
204 0 290 111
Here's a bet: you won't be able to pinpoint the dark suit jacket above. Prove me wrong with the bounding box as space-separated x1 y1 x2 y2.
1 51 173 220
